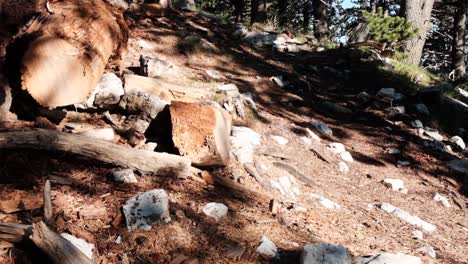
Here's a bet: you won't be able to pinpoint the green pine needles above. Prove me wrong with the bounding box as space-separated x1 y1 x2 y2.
363 8 417 48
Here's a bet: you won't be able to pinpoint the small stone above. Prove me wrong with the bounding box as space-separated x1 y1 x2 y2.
432 193 451 207
300 136 312 145
357 91 372 102
206 70 224 80
383 179 405 192
231 126 261 164
417 245 436 258
355 253 421 264
424 129 443 141
123 189 171 231
386 148 401 155
377 88 395 98
327 143 346 155
311 121 333 136
305 128 321 142
60 233 95 260
414 104 430 116
310 194 341 209
256 236 279 259
92 73 124 108
338 162 349 173
232 27 248 39
450 136 465 150
271 135 289 145
386 106 405 115
202 202 228 221
398 160 410 166
115 236 122 244
302 243 351 264
113 169 138 183
412 230 423 240
411 120 423 129
140 56 174 78
271 76 285 87
340 151 354 163
78 128 115 142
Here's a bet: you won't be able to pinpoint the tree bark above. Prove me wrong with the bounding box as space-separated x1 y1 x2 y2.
2 0 128 108
0 129 192 177
303 0 313 32
382 0 390 16
250 0 266 24
233 0 245 23
313 0 328 42
278 0 288 26
402 0 436 65
370 0 377 14
451 0 467 80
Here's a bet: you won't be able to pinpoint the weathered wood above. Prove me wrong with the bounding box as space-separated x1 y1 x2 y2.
5 0 128 108
43 180 53 224
30 221 92 264
0 197 42 213
0 129 192 177
0 223 31 243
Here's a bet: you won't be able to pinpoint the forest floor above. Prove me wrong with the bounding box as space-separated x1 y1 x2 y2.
0 8 467 264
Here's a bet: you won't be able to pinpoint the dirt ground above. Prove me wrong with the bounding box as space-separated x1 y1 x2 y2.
0 9 467 264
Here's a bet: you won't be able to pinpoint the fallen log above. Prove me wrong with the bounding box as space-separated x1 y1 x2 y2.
30 221 92 264
4 0 128 108
0 129 191 177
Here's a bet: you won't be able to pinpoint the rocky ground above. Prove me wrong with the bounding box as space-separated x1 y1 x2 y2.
0 5 467 264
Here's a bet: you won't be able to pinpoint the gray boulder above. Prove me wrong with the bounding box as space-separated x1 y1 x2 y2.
123 189 171 231
302 243 351 264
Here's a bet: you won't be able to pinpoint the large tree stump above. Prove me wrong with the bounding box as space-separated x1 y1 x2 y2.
3 0 128 108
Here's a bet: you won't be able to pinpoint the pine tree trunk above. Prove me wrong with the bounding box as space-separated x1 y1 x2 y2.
402 0 435 65
382 0 390 16
451 0 467 80
233 0 245 23
370 0 377 14
250 0 266 24
303 1 312 32
313 0 328 42
278 0 288 26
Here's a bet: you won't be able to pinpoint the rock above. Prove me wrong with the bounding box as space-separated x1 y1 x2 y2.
232 28 248 39
386 148 401 155
327 143 346 154
357 91 372 103
398 160 411 166
338 162 349 173
78 128 115 142
417 245 436 258
256 236 278 259
355 253 421 264
242 31 276 48
432 193 451 207
127 116 150 133
271 76 286 87
172 0 196 10
411 120 423 128
450 136 466 150
270 175 301 198
170 101 231 166
310 194 341 209
305 128 321 142
202 202 228 221
424 129 443 141
377 88 395 98
412 230 424 240
119 90 167 120
60 233 95 260
378 203 436 233
311 121 333 136
447 159 468 175
113 169 138 183
300 136 312 145
123 189 171 231
414 104 430 116
205 70 224 80
231 126 261 164
383 179 405 192
386 106 406 115
340 151 354 163
140 56 174 78
93 73 124 108
271 135 289 145
302 243 351 264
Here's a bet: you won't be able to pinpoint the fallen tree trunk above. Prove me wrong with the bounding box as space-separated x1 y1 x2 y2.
0 129 191 177
3 0 128 108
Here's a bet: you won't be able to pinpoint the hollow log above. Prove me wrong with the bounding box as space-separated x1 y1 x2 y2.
3 0 128 108
0 129 192 177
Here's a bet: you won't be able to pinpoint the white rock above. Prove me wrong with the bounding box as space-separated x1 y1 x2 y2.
60 233 95 260
202 202 228 221
450 136 465 150
355 253 421 264
123 189 171 231
271 76 285 87
398 160 411 166
138 39 155 49
206 69 224 80
383 179 405 192
93 73 124 108
411 120 423 128
338 162 349 173
256 236 278 259
140 56 174 78
271 176 300 198
302 243 351 264
305 128 321 142
300 136 312 145
412 230 423 240
414 104 430 116
386 148 401 155
78 128 115 142
378 203 436 233
377 88 395 98
311 121 333 136
273 36 287 45
432 193 451 207
340 151 354 163
327 143 346 155
230 126 261 164
310 194 341 209
115 236 122 244
271 135 289 145
424 129 443 141
113 169 138 183
417 245 436 258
